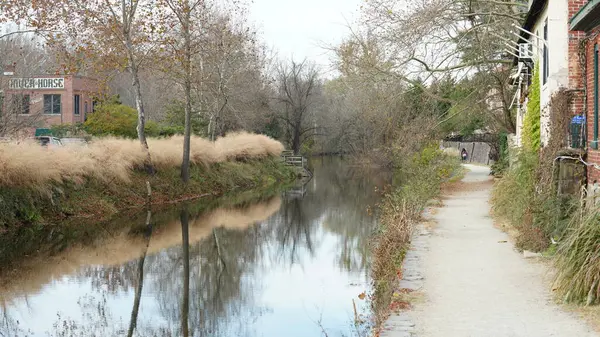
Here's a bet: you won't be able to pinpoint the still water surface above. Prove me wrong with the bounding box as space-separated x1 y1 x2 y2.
0 157 387 337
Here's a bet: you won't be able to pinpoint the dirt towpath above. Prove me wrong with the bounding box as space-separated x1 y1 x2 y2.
382 164 598 337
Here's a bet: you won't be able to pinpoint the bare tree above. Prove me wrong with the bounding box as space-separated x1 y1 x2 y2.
161 0 206 183
0 35 55 137
189 8 269 139
342 0 527 133
152 3 269 140
274 60 322 154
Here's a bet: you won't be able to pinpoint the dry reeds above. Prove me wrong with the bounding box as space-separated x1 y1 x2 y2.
371 199 418 326
0 132 284 191
554 207 600 305
215 132 284 160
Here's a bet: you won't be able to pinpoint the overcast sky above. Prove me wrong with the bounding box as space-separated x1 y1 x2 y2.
249 0 362 74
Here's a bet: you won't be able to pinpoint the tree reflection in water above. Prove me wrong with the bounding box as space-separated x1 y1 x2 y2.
274 196 316 264
0 157 387 337
128 206 154 337
181 206 190 337
151 204 269 337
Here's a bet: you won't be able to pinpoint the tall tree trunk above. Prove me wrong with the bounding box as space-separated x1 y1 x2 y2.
207 115 214 140
181 206 190 337
181 13 192 183
292 124 301 155
132 67 154 174
124 25 153 173
132 71 151 152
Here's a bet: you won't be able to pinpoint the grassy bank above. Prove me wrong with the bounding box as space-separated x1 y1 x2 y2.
371 145 460 327
0 157 295 231
0 133 296 232
492 149 599 306
491 151 574 252
491 89 600 305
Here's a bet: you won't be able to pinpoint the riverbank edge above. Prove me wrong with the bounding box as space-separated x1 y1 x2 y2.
370 148 463 331
491 147 600 308
0 157 296 232
0 157 296 270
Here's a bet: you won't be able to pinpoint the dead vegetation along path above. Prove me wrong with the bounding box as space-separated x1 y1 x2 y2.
383 164 599 337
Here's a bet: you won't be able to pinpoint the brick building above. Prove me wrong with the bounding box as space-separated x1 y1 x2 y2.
570 0 600 185
513 0 588 147
1 73 99 134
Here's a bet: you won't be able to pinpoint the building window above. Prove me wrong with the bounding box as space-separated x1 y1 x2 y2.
43 94 61 115
74 94 80 115
11 94 30 114
543 19 549 85
594 44 599 149
84 101 88 114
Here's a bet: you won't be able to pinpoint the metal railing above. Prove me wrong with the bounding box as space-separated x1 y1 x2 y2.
284 156 306 168
281 150 307 167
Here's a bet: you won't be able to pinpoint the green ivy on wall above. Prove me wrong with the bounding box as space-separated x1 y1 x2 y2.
522 63 541 152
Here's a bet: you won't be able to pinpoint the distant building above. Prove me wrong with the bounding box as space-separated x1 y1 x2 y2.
1 73 99 133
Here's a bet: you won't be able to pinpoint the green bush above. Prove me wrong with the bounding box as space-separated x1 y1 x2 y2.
492 149 578 252
523 63 541 152
49 123 89 138
492 151 545 250
491 132 509 176
163 100 207 136
84 103 161 138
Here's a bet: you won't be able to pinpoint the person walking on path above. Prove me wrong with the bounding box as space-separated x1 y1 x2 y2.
461 148 468 162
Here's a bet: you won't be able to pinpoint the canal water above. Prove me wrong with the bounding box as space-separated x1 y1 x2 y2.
0 157 388 337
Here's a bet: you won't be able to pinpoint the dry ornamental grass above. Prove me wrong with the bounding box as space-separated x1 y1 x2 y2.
0 132 284 192
554 207 600 305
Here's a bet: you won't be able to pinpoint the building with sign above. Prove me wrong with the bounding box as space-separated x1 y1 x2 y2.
1 74 99 131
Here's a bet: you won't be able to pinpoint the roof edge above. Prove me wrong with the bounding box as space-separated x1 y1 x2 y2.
571 0 600 32
521 0 547 40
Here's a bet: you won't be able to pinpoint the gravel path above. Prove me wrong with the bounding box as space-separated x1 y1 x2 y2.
382 165 598 337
